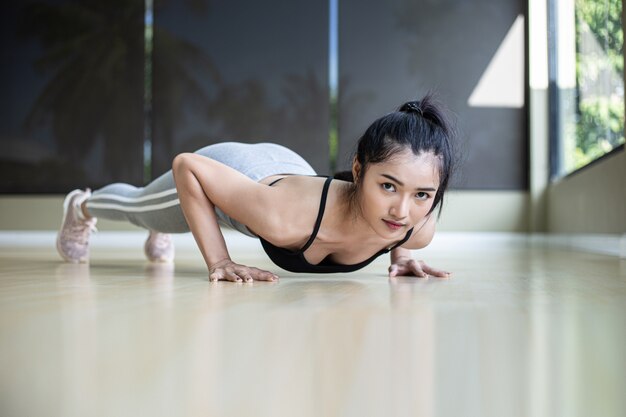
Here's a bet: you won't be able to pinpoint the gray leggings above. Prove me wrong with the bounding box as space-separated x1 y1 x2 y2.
86 142 316 237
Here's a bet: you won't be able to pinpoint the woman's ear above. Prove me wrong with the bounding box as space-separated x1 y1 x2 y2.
351 158 361 182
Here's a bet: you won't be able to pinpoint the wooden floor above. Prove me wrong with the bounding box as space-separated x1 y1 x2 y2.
1 232 625 417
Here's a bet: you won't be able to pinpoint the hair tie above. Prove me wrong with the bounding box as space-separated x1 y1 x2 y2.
404 102 423 116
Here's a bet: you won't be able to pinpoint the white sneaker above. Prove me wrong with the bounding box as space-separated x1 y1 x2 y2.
144 231 174 263
56 189 97 263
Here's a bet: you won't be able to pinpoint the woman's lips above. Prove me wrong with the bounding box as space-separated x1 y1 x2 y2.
383 219 404 230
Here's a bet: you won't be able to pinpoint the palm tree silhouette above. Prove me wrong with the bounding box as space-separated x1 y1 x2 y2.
18 0 220 186
18 0 146 183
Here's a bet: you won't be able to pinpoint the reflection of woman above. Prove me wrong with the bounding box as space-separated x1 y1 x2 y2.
57 94 454 282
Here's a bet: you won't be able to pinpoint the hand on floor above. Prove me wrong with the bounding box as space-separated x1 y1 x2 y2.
209 259 279 283
388 258 451 279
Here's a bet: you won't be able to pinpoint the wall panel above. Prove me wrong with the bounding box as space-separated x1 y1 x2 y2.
152 0 329 176
0 0 145 193
338 0 527 190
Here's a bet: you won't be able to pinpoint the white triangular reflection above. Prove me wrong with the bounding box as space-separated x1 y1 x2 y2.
468 14 525 108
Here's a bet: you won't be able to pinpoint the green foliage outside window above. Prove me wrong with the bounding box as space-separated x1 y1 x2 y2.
574 0 624 170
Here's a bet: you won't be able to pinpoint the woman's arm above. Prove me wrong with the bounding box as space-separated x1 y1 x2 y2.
388 215 450 278
172 153 279 282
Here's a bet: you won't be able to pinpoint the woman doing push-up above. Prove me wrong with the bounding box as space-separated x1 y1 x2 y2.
56 93 455 282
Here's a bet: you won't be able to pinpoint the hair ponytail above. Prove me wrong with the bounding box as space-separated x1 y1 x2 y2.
399 94 451 137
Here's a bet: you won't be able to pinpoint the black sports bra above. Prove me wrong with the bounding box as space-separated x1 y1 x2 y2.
258 176 414 273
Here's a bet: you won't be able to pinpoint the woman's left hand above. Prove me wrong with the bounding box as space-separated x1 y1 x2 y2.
388 257 451 278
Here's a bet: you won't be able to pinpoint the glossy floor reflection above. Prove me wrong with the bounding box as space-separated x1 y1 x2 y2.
1 234 625 417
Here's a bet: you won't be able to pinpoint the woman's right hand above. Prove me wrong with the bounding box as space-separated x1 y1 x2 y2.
208 259 279 283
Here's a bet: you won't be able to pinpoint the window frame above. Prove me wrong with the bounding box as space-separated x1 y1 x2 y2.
547 0 625 181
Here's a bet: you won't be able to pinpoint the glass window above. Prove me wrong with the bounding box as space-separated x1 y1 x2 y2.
550 0 624 178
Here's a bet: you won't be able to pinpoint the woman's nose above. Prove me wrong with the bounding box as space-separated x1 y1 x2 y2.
389 197 409 219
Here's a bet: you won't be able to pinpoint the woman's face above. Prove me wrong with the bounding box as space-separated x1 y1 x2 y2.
353 149 440 240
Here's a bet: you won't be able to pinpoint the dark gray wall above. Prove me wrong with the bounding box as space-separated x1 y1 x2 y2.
338 0 527 190
1 0 527 192
0 0 145 193
151 0 330 177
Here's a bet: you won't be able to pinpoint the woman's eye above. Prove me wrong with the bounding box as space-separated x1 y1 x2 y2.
416 192 430 200
382 183 396 192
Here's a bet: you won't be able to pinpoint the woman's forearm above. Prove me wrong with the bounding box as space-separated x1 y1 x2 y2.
172 155 231 270
390 247 412 263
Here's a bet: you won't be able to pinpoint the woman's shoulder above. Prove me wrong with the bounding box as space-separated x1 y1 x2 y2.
399 214 436 250
255 175 338 248
267 175 346 210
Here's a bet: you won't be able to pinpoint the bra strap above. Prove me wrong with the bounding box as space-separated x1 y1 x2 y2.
300 177 333 252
